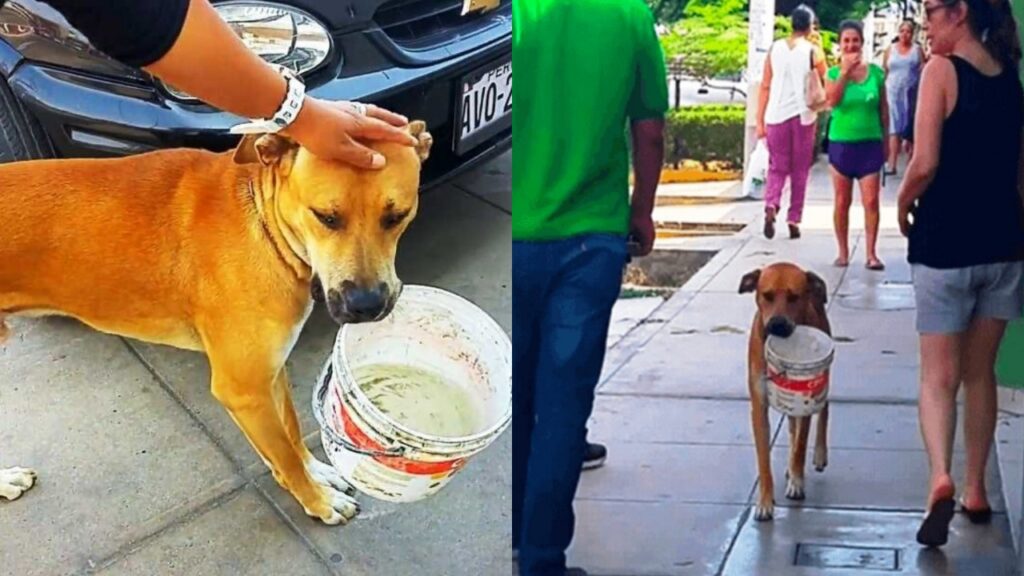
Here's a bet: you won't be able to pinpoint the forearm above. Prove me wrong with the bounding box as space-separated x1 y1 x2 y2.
630 121 665 219
898 158 936 207
827 76 848 107
757 84 770 127
145 0 287 119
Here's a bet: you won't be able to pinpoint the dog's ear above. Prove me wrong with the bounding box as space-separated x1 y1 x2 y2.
806 271 828 305
232 133 298 167
408 120 433 162
738 269 761 294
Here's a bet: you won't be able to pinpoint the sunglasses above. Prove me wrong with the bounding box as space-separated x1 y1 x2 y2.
923 0 958 18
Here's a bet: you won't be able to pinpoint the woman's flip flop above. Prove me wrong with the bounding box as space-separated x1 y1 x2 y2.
959 499 993 525
916 498 956 547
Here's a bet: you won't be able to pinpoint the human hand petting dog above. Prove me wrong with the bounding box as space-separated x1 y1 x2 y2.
283 98 419 169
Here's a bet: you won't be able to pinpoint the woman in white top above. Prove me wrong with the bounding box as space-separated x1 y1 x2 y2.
756 4 828 240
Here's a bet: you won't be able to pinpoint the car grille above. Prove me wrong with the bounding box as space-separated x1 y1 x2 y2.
374 0 509 51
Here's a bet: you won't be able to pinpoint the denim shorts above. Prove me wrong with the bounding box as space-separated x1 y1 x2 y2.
911 262 1024 333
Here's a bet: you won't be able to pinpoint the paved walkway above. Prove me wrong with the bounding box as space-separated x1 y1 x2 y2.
569 158 1021 575
0 153 511 576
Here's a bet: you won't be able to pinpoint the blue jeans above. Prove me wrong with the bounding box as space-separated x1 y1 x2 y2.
512 234 627 576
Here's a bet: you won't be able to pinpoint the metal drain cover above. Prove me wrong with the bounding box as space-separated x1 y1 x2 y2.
795 543 899 571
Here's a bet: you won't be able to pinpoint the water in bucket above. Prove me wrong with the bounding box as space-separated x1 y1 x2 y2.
354 363 484 438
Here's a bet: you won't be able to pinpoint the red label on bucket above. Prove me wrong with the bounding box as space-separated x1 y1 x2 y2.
767 366 829 394
335 390 466 476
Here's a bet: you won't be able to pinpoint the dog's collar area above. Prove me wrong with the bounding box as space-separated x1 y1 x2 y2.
247 179 312 275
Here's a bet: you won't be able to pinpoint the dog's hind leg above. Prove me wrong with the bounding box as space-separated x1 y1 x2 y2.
814 402 829 472
786 416 811 500
0 467 36 501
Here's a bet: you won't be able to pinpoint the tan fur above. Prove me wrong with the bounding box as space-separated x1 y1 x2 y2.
739 262 831 522
0 121 433 523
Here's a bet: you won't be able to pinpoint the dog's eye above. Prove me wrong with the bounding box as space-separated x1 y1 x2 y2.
381 210 410 230
787 293 800 303
312 209 341 230
763 293 775 303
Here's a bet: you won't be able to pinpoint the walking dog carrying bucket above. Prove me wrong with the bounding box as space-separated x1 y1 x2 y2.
764 325 834 418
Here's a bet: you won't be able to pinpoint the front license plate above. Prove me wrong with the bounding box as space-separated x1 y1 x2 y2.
455 58 511 155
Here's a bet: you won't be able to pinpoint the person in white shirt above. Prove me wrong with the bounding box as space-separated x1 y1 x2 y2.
756 4 828 240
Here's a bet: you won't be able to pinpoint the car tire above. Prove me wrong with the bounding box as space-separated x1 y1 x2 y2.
0 78 54 162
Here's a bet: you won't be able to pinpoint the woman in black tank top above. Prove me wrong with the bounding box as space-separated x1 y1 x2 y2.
896 0 1024 549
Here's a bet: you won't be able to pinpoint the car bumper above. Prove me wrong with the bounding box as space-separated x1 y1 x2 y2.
3 41 511 190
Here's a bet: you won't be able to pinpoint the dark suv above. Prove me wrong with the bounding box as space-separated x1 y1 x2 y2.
0 0 511 188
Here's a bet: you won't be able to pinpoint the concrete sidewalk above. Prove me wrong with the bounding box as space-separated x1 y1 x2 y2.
569 158 1021 575
0 153 512 576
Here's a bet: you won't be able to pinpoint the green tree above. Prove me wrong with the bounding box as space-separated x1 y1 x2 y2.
660 0 748 81
778 0 897 29
647 0 690 23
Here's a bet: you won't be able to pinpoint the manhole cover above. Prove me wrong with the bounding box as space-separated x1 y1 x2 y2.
837 284 915 311
795 543 899 571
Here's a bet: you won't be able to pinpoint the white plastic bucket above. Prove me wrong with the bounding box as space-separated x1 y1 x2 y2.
764 325 835 418
312 285 511 503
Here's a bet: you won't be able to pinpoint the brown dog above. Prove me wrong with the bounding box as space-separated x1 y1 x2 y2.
739 262 831 521
0 121 433 524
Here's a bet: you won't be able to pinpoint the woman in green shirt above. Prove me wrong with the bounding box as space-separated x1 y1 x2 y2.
825 20 890 271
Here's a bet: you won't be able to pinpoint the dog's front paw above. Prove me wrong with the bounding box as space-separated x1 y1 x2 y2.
307 456 356 496
785 473 806 501
814 445 828 473
0 467 37 501
305 484 361 526
754 499 775 522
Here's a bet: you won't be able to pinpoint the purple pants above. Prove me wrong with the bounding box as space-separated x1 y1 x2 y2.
765 116 816 224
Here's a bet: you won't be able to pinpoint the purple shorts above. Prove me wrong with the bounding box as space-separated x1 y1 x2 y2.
828 140 885 180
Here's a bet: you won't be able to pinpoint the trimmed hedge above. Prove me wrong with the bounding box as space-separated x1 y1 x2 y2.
664 104 745 169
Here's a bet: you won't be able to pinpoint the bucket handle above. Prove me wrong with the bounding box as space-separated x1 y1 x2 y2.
312 366 408 458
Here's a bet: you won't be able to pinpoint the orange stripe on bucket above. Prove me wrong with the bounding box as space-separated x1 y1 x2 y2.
336 392 465 475
768 367 829 394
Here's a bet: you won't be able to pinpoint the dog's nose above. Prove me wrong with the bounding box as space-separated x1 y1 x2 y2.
766 316 795 338
330 281 389 323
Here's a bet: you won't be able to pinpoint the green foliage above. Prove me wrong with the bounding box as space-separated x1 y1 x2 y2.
777 0 878 30
660 0 748 81
646 0 689 24
663 104 746 168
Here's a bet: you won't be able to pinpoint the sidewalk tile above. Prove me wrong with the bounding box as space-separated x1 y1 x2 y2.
701 233 856 295
768 446 1004 513
97 488 330 576
576 443 756 505
601 292 753 399
451 150 510 212
254 435 510 576
567 501 746 576
0 319 239 576
996 415 1024 551
775 403 963 453
721 507 1016 576
589 396 782 447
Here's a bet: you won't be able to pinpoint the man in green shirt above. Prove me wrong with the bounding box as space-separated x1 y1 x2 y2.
512 1 668 574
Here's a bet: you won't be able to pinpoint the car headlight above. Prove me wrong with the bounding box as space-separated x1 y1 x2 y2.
163 2 333 101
